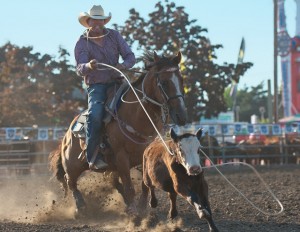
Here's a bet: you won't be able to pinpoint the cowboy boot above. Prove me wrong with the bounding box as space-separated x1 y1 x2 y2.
90 158 108 170
89 147 108 170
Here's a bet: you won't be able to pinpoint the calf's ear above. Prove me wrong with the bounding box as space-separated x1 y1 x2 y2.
196 128 203 141
170 128 178 141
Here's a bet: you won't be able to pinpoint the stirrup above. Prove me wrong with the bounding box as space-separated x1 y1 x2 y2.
89 158 108 170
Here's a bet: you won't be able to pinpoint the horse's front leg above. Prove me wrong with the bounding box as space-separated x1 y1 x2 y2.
116 154 136 215
108 171 125 196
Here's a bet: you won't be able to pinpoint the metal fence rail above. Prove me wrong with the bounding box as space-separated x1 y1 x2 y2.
1 123 300 178
0 140 59 177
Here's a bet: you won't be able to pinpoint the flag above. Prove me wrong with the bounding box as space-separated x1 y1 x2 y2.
237 37 245 64
231 38 245 100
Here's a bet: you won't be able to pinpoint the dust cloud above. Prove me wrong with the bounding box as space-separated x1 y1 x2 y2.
0 168 182 231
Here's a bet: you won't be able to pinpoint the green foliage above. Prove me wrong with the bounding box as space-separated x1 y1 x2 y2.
116 0 253 122
225 82 269 123
0 1 254 126
0 42 85 127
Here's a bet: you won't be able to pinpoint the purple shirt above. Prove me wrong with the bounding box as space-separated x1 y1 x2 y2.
75 28 136 85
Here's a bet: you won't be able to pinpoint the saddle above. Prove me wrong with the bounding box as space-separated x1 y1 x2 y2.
71 82 129 139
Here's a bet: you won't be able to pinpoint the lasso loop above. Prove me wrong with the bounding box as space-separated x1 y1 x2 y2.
199 149 284 216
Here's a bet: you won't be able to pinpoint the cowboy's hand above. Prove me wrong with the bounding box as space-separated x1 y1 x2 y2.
115 63 125 70
88 59 98 70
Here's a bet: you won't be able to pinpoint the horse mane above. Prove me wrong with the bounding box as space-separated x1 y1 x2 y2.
131 50 179 87
143 50 178 70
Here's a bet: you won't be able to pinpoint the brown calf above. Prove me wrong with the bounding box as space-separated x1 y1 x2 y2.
139 128 219 232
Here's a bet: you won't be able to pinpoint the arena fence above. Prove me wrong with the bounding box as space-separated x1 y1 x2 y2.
0 124 300 178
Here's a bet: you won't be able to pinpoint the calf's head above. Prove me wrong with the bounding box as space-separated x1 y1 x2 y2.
170 128 203 176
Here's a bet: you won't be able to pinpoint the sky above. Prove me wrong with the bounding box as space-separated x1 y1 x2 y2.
0 0 297 90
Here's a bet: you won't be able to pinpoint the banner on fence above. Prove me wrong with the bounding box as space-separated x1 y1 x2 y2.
208 126 216 136
5 128 16 140
284 124 293 133
221 125 229 135
38 128 49 140
234 124 242 134
260 125 269 135
272 124 281 135
247 125 254 134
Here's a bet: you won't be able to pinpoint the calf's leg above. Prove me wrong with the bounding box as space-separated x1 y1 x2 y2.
149 187 158 208
168 191 178 219
195 179 219 232
137 181 149 212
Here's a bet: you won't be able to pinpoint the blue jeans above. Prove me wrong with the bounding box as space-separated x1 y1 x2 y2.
86 83 109 164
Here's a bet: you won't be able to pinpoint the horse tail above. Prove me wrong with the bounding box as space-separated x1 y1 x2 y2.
49 142 68 196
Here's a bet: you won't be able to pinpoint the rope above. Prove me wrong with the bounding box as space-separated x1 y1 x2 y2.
199 149 284 216
96 63 174 154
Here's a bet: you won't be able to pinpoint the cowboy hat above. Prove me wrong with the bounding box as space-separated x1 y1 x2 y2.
78 5 112 28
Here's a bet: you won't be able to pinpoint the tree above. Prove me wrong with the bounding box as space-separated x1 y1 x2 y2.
224 82 269 122
116 0 252 122
0 42 85 127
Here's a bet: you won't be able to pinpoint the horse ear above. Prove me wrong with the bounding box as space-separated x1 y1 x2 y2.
153 51 160 62
170 128 178 141
173 51 182 65
196 128 203 141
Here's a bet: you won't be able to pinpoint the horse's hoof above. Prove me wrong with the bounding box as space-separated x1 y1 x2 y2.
125 205 138 216
131 215 142 227
74 206 87 219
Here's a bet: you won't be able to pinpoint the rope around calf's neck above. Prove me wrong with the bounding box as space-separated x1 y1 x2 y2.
199 149 284 216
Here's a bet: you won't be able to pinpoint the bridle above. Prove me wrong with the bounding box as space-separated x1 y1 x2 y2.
141 66 184 108
116 65 185 143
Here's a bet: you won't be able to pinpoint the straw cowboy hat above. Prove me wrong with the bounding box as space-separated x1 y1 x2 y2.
78 5 112 28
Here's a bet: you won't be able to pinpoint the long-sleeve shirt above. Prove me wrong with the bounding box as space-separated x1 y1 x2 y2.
75 28 136 85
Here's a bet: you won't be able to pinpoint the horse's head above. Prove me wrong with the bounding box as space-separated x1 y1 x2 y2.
143 51 188 125
170 128 203 176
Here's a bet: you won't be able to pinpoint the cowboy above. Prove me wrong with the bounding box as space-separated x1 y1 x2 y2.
75 5 136 170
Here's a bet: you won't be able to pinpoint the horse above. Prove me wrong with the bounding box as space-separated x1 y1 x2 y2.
49 51 188 216
140 128 219 232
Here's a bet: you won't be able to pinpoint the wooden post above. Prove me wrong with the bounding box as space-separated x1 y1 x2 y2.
274 0 279 123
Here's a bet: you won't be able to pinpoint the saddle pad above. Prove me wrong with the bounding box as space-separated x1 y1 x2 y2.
71 82 129 138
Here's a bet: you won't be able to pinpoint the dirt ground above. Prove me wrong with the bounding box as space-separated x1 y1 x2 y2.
0 164 299 232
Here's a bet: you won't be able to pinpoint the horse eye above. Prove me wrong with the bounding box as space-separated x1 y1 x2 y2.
161 80 168 87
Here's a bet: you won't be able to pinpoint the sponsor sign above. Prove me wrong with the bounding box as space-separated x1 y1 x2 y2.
38 128 49 140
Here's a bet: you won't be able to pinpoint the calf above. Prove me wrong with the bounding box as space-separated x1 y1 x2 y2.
140 128 219 232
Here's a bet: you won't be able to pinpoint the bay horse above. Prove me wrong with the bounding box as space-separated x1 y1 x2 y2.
49 51 188 215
